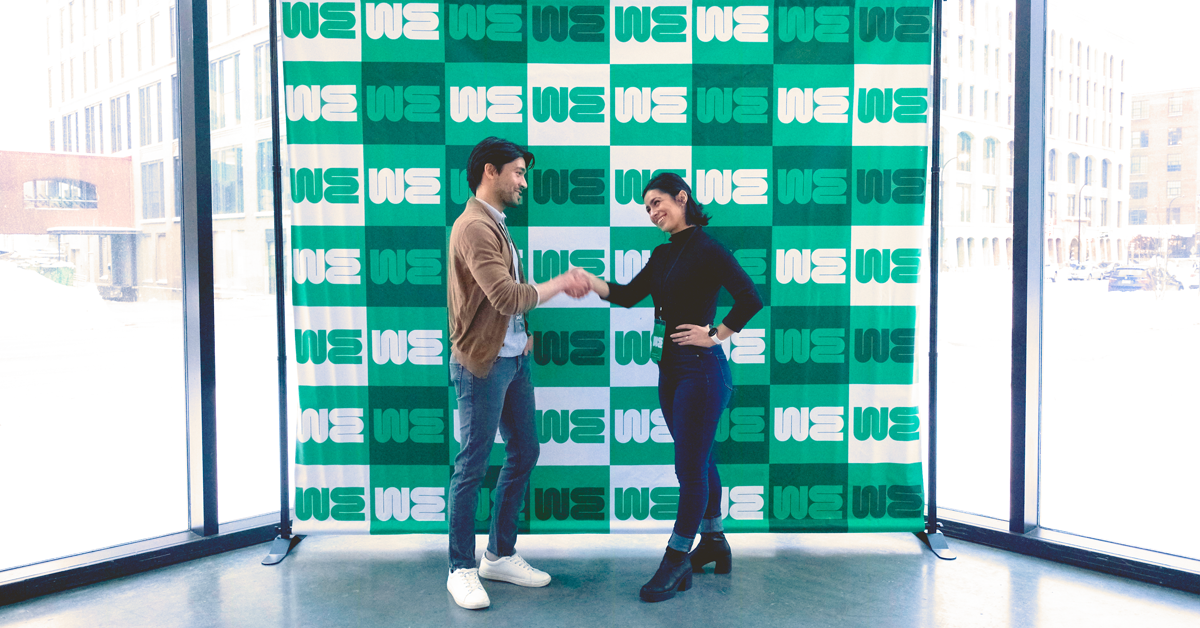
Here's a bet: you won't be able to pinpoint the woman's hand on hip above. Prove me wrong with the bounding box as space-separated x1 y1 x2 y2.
671 324 717 347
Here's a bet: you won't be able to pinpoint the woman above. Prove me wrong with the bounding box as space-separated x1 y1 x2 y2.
582 172 763 602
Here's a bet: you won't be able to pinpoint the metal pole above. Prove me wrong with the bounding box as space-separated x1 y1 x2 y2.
915 0 955 560
263 0 300 565
179 0 218 537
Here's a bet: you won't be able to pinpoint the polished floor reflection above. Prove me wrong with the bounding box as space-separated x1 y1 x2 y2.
2 533 1198 627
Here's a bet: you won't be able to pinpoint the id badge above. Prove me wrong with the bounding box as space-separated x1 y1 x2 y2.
650 318 666 363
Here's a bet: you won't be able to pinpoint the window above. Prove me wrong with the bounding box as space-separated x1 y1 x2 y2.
1129 182 1148 199
84 104 100 154
958 184 971 222
256 139 273 213
957 84 963 114
210 53 241 130
1100 199 1108 227
958 36 963 67
254 42 271 121
1048 107 1054 134
984 45 989 74
138 82 163 146
1083 156 1093 186
1168 97 1182 116
983 186 996 222
1066 194 1076 218
1166 181 1181 198
1008 53 1012 82
109 93 131 151
1008 141 1014 176
212 146 244 215
941 79 947 111
984 138 997 174
1132 130 1148 148
1067 153 1078 184
1166 154 1182 173
1006 188 1013 223
142 161 165 219
1167 127 1182 146
61 112 79 152
969 86 975 116
1082 196 1091 221
49 120 56 151
137 22 144 71
23 179 99 209
170 6 177 58
1101 160 1109 188
1048 149 1057 181
1131 100 1147 119
172 75 179 140
957 132 972 172
1129 156 1147 175
1051 30 1055 55
970 40 975 71
983 90 989 119
1118 165 1123 189
174 155 183 218
1007 96 1011 125
1048 193 1057 223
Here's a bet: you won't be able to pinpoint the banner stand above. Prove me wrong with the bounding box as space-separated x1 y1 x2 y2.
264 0 302 566
263 0 952 564
916 0 955 561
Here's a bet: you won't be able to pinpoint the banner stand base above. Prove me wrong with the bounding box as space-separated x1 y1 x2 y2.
915 530 957 561
262 535 303 566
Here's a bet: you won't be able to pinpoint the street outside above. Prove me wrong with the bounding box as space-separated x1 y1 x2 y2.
937 266 1200 560
2 259 1198 570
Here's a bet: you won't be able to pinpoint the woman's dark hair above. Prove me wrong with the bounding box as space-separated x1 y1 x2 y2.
467 136 535 193
642 171 710 226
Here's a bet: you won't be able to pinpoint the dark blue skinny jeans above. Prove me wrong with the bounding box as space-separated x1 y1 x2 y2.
658 344 733 553
447 355 539 572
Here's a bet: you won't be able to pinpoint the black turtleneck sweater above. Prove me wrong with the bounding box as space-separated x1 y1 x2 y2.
604 226 763 340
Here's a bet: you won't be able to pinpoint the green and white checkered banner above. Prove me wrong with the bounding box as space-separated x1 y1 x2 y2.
283 0 931 536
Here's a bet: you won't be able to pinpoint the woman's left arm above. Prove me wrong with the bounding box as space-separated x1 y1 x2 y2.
715 242 764 334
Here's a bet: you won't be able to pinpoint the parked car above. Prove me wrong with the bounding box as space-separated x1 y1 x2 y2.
1094 262 1117 279
1065 263 1098 281
1182 263 1200 289
1107 267 1153 292
1147 267 1184 291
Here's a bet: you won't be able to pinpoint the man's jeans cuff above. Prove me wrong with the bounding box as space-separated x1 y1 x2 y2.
698 516 724 534
667 532 694 553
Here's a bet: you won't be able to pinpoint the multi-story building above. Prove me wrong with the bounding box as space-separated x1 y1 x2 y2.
1128 88 1199 258
940 0 1131 269
41 0 276 300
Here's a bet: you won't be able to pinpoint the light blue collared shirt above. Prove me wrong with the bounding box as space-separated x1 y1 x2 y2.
479 199 535 358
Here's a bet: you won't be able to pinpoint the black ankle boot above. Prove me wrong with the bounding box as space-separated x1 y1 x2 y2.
639 552 693 602
689 532 732 574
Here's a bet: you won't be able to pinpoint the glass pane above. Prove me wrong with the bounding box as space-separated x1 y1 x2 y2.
934 1 1015 521
1041 0 1200 559
0 0 186 571
214 0 285 523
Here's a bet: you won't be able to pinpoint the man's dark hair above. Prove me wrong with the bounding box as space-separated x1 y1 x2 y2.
467 136 535 193
642 171 711 226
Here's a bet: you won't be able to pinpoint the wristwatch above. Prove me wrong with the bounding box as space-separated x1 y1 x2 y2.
707 327 720 338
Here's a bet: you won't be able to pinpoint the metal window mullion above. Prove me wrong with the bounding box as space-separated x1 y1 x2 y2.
1011 0 1046 535
178 0 217 536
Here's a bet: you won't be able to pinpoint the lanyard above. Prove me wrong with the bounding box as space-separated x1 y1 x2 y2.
654 227 697 321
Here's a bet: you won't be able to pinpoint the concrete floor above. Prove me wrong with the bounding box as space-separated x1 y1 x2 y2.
2 533 1199 628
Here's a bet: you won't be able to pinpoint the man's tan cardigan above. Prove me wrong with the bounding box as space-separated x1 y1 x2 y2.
447 198 539 378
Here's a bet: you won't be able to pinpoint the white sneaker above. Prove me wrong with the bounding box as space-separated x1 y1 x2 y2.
479 553 552 588
447 568 490 609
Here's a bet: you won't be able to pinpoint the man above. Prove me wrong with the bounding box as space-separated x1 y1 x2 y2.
445 136 590 610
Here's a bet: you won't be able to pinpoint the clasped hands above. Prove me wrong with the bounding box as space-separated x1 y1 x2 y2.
554 267 599 299
551 269 720 348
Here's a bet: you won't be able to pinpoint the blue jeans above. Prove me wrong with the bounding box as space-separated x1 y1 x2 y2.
658 345 733 553
448 355 539 571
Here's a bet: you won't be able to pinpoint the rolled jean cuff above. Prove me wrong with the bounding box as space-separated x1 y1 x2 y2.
698 516 724 534
667 532 694 553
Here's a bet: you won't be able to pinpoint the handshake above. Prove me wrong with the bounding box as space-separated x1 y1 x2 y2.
549 267 600 299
